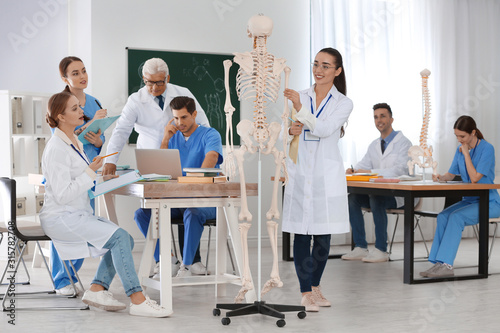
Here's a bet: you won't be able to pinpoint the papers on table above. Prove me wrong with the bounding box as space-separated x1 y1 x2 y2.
88 170 142 199
141 174 172 181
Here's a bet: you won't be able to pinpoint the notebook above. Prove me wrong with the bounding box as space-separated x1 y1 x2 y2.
135 149 183 180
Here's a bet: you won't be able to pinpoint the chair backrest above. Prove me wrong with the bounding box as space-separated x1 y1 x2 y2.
0 177 16 233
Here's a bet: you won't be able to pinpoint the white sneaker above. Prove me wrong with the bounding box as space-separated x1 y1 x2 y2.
151 260 182 279
175 265 192 278
311 286 331 307
82 290 127 311
129 296 172 318
56 283 83 296
341 247 369 260
190 262 210 275
362 248 389 263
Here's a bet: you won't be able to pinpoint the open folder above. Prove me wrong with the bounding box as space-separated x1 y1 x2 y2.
88 170 143 199
78 115 120 145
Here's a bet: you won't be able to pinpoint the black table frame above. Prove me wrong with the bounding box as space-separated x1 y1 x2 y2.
282 184 490 284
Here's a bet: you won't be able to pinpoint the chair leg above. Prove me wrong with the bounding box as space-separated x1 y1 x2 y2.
489 223 499 263
0 239 30 286
227 240 236 275
414 217 430 257
171 224 178 259
205 226 211 276
388 214 399 255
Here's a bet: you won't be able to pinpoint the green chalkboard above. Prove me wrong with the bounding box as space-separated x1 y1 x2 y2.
127 48 240 145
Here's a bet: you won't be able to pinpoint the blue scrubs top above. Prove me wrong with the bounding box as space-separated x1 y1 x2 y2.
169 126 223 174
75 93 106 161
448 139 500 204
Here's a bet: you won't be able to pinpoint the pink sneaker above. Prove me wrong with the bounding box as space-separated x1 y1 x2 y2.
301 293 319 312
312 286 331 307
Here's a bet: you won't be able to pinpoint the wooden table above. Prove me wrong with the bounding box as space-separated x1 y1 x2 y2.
103 181 258 314
346 180 500 284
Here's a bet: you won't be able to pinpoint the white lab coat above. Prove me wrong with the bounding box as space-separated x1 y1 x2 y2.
105 84 210 165
40 129 119 260
282 85 353 235
355 132 413 207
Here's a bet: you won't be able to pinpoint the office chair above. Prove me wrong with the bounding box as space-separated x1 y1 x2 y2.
0 177 87 310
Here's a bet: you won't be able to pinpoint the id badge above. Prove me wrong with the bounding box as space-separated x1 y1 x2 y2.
304 129 320 141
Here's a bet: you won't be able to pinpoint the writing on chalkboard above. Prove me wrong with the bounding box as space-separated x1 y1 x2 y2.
127 48 240 145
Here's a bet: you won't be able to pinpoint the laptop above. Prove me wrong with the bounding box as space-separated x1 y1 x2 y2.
135 149 183 180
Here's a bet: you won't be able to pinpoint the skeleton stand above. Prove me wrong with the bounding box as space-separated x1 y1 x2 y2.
215 152 306 327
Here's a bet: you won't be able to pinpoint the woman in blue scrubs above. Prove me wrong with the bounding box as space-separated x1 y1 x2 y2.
49 56 108 295
420 115 500 278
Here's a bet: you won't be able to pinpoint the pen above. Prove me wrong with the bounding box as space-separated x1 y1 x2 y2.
288 117 296 123
93 152 118 161
351 165 355 173
95 99 103 109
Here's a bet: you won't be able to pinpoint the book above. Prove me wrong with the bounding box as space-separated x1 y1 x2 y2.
182 167 223 174
88 170 143 199
177 176 227 184
140 173 172 181
185 172 218 177
78 115 120 145
346 175 380 182
370 178 401 183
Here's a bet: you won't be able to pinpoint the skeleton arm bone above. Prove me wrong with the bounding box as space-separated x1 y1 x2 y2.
223 59 236 178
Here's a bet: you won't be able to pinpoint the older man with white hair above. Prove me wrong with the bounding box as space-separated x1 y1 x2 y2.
103 57 209 175
102 57 210 277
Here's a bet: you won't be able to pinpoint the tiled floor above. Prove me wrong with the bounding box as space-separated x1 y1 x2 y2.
1 239 500 332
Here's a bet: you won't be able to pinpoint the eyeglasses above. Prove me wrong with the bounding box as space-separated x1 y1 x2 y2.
144 79 166 87
311 63 336 71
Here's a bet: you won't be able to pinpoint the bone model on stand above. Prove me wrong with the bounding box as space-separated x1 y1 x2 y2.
408 69 438 175
223 14 291 303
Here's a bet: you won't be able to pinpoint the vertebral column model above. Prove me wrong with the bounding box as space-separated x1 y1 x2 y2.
408 69 438 175
223 14 291 303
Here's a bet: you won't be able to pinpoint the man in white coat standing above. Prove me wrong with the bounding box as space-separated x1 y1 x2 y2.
102 57 210 276
342 103 412 263
102 57 210 175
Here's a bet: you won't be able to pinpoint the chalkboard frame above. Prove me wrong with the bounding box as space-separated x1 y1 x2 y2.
126 47 240 145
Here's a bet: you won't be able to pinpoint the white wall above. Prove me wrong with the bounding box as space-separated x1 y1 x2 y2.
85 0 311 240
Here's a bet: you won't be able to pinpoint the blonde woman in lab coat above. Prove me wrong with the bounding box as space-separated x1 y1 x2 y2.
283 48 353 312
40 91 170 318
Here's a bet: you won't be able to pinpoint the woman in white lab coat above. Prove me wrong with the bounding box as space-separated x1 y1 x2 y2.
40 91 170 317
283 48 353 312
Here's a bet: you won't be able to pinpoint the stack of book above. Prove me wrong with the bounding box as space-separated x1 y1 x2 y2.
178 168 227 184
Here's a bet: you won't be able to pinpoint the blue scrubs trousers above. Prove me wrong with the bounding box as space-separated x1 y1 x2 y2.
49 199 93 289
429 199 500 265
135 207 215 265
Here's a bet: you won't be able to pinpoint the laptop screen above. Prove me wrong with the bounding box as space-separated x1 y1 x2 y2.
134 149 183 180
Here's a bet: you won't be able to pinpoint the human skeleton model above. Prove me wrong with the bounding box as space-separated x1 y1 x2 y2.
408 69 438 175
223 15 291 303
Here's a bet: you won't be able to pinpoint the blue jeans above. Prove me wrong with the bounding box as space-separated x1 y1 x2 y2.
293 234 331 293
91 228 142 296
429 200 500 265
348 194 398 252
135 207 215 265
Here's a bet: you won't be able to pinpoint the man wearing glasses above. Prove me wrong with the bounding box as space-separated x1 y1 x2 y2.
103 57 209 176
102 58 210 277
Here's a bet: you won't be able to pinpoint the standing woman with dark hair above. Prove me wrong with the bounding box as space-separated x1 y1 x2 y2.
41 92 170 317
282 47 353 311
49 56 107 296
420 115 500 278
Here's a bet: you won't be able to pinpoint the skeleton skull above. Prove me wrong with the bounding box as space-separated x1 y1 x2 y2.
247 14 273 38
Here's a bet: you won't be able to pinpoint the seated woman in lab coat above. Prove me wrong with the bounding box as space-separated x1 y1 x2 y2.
40 91 170 317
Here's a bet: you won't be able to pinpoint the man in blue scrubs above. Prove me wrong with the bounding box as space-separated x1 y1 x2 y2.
135 96 223 277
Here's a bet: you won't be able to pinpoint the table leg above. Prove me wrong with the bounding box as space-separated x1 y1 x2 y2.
478 190 489 276
216 204 228 296
158 203 173 313
403 193 415 284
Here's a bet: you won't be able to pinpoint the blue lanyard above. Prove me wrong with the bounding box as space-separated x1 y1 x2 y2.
70 144 96 192
310 94 332 118
70 144 90 165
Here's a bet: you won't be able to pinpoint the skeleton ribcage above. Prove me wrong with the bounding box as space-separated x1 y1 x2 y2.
235 53 281 143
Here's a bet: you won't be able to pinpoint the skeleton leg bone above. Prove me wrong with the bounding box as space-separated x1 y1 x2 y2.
261 220 283 297
234 222 253 303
